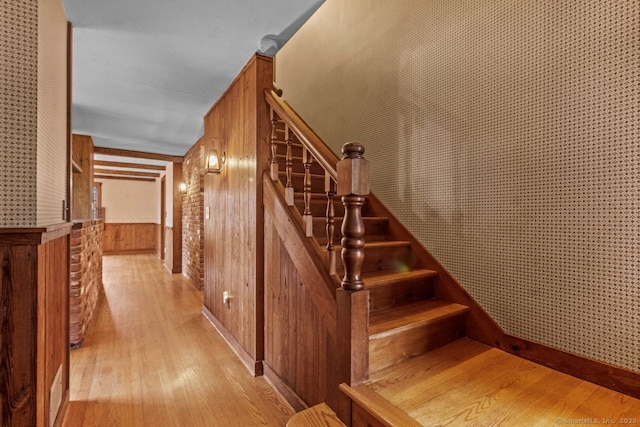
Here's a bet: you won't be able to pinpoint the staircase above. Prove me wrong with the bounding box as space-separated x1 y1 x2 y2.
266 90 475 426
271 136 470 379
266 90 640 427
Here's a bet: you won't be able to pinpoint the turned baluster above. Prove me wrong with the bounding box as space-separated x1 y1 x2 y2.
302 147 313 236
325 173 336 275
269 113 281 181
285 126 294 206
337 142 370 291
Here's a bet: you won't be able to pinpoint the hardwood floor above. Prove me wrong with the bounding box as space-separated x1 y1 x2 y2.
367 338 640 426
62 254 293 427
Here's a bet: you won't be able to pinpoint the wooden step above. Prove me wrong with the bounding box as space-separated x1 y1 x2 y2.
364 269 437 312
366 338 640 425
339 383 421 427
369 299 469 374
286 403 345 427
312 216 389 245
279 171 325 193
335 241 414 275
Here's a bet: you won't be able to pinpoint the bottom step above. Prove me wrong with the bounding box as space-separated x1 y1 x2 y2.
339 383 421 427
287 403 345 427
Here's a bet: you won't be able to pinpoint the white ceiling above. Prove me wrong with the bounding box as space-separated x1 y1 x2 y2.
63 0 323 157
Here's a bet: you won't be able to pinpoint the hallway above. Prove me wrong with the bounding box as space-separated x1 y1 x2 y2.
62 254 294 427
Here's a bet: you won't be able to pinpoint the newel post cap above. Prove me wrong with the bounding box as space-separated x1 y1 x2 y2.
337 142 370 196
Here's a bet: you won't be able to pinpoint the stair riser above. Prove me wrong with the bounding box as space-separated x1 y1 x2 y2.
369 279 435 312
313 222 387 245
336 245 414 275
312 218 389 242
369 316 467 375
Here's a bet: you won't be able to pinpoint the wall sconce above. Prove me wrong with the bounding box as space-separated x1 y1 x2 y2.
179 182 187 194
205 148 226 174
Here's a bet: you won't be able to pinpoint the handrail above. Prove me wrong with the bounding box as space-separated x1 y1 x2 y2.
264 89 339 180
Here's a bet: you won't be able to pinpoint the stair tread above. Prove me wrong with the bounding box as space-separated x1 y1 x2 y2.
363 269 438 288
339 384 421 427
369 299 469 337
286 403 345 427
335 240 410 250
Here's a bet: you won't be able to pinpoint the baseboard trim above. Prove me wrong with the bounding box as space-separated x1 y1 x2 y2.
496 334 640 399
263 363 308 413
201 306 263 377
103 249 156 255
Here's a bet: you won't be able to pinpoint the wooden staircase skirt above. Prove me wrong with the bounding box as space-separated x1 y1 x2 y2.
287 403 346 427
339 383 421 427
369 299 469 374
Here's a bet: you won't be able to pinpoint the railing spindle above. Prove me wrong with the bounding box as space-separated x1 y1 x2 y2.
269 114 280 181
303 147 313 237
285 126 294 206
337 142 369 291
325 172 336 275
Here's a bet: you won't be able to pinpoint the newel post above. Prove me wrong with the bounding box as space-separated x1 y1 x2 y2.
335 142 370 424
337 142 370 291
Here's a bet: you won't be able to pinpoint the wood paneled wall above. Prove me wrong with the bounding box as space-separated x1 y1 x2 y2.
202 54 273 374
171 162 183 273
0 226 71 427
263 209 337 410
71 134 94 220
103 223 157 254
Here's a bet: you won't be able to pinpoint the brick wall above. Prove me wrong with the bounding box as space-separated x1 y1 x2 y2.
182 138 204 290
70 219 104 347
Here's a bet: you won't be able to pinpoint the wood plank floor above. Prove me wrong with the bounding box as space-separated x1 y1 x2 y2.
62 254 294 427
368 338 640 426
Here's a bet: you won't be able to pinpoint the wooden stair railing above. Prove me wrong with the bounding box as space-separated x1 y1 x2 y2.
266 89 472 426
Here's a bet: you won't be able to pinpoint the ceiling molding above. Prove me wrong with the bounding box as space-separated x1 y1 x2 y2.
94 169 161 178
94 175 156 183
94 146 183 163
94 160 166 171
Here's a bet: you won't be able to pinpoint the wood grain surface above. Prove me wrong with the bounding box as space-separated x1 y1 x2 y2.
61 254 294 427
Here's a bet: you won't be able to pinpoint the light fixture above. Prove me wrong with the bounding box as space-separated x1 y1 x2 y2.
179 182 187 194
205 148 225 174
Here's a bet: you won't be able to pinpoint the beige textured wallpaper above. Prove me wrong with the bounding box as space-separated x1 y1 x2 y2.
276 0 639 372
37 0 69 226
1 0 39 227
1 0 68 228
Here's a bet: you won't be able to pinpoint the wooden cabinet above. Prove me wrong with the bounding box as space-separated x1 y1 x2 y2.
0 225 71 427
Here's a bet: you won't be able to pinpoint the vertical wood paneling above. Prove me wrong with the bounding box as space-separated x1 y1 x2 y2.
263 209 337 410
171 162 183 273
0 228 70 427
202 55 272 371
103 223 157 254
0 245 38 427
41 234 69 427
71 134 94 220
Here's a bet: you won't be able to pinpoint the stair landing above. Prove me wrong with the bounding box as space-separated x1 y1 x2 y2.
365 338 640 426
